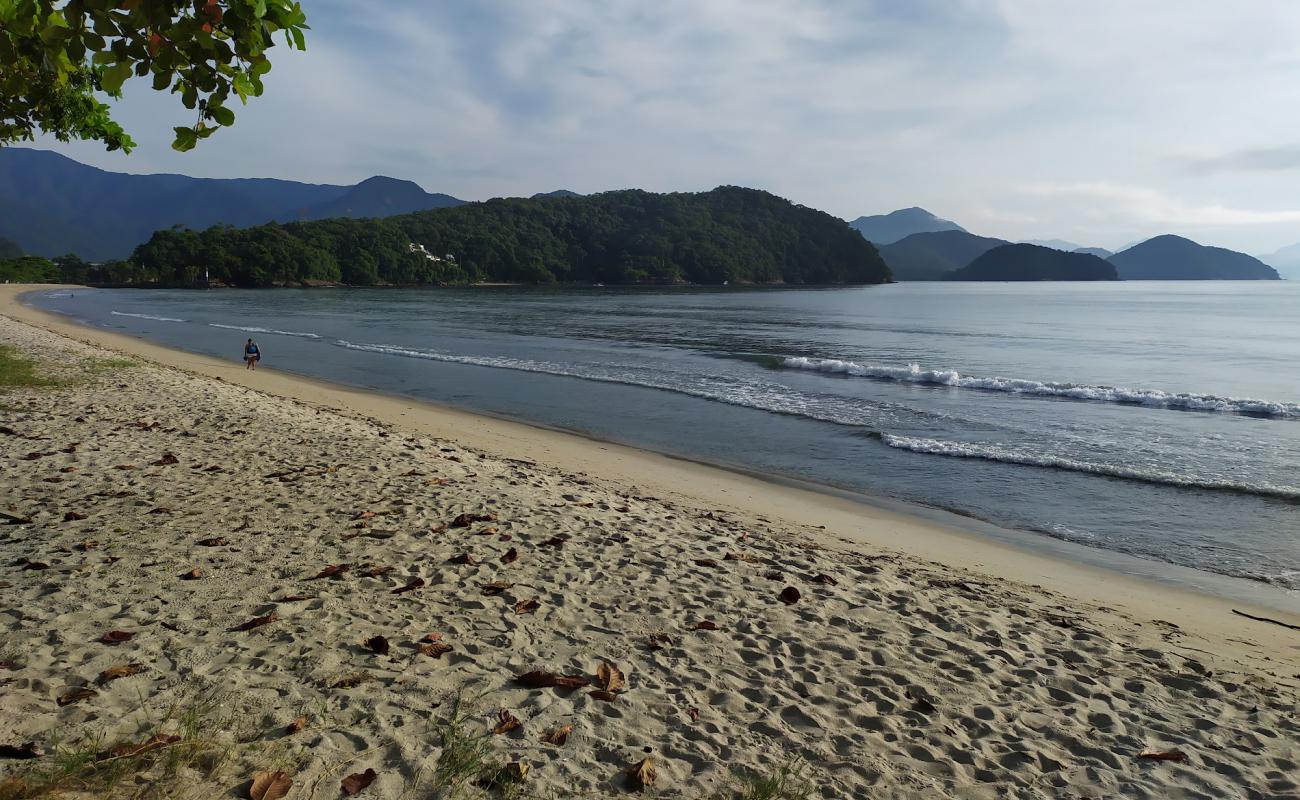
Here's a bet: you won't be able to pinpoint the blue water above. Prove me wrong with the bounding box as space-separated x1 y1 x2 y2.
31 283 1300 609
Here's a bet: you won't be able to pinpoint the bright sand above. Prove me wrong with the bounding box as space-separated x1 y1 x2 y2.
1 285 1297 799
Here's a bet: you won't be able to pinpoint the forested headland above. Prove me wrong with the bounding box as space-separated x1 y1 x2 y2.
94 186 891 287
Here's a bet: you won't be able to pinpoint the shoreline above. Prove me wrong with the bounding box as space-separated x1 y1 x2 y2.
3 283 1298 662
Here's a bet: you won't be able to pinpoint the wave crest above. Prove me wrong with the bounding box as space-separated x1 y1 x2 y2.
208 323 320 339
111 311 185 322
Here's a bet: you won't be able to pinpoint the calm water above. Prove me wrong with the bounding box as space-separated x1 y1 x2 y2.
31 283 1300 610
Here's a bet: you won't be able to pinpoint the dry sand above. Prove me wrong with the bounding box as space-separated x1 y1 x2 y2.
1 286 1297 799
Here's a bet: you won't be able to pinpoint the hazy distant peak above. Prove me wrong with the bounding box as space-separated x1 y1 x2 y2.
848 207 965 246
531 189 582 199
1109 234 1279 280
1018 238 1083 252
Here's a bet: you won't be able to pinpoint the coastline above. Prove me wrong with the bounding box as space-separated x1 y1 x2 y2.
4 285 1296 662
2 283 1298 798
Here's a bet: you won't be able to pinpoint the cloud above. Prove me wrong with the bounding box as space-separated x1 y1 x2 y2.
1176 146 1300 175
1021 182 1300 227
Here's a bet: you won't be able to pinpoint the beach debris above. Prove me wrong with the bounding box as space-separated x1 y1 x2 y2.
392 577 425 595
341 768 377 796
541 725 572 746
276 594 313 602
813 573 838 586
596 662 626 692
645 631 675 651
63 511 87 522
20 560 49 570
419 637 453 658
285 715 309 735
481 580 513 596
515 671 589 690
450 512 496 528
180 568 202 580
764 570 784 581
76 539 97 551
589 690 618 702
693 558 720 569
147 507 172 515
687 707 700 722
514 598 540 614
331 673 371 690
493 709 522 735
628 757 656 791
151 453 179 466
196 536 227 547
112 464 137 471
0 742 40 760
540 535 568 547
309 563 350 579
778 586 802 605
1137 748 1188 762
229 612 277 632
906 687 937 715
96 664 144 685
475 526 499 536
56 687 97 707
692 620 720 631
364 635 390 656
449 553 476 565
1230 608 1300 631
249 770 293 800
361 564 394 578
480 762 530 790
100 630 135 645
99 733 179 760
501 547 519 564
724 551 760 563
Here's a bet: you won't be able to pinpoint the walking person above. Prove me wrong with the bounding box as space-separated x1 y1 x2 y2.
243 338 261 370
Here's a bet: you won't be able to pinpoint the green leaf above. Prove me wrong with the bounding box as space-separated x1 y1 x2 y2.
210 104 234 125
172 126 197 152
100 62 132 93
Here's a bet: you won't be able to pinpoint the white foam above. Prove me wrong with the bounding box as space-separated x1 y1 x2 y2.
111 311 185 322
782 356 1300 419
880 434 1300 501
209 323 320 339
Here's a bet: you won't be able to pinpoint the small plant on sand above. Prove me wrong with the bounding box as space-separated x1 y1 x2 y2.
713 758 814 800
81 356 137 375
0 345 59 390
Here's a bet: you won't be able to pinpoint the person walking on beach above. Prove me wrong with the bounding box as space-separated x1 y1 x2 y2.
243 338 261 370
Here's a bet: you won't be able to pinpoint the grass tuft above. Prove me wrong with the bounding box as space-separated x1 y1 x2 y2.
0 345 60 390
715 758 814 800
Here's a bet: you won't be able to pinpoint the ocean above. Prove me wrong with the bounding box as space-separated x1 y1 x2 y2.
30 282 1300 610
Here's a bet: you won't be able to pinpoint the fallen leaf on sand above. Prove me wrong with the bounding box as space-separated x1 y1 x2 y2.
501 547 518 564
0 742 40 759
63 512 87 522
514 598 540 615
392 577 425 595
449 553 476 565
764 570 784 581
540 536 568 547
688 707 700 722
813 574 838 586
515 671 589 690
112 464 137 471
628 757 656 790
362 565 394 578
57 687 97 707
276 594 313 602
778 586 802 605
100 734 179 760
332 673 370 690
1138 749 1188 762
419 640 453 658
589 690 618 702
147 507 172 515
450 512 496 528
693 558 720 569
365 635 390 655
197 537 227 547
646 631 675 651
96 664 144 685
229 612 277 632
341 768 377 796
481 580 514 596
475 526 499 536
249 770 293 800
692 620 720 631
21 561 49 571
151 453 179 466
309 564 350 579
285 715 308 735
180 568 202 580
493 709 522 735
100 630 135 645
724 551 760 563
541 725 572 746
596 662 626 692
76 539 97 551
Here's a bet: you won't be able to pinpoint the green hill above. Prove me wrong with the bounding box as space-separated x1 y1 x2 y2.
123 187 891 287
878 230 1009 281
1110 235 1279 280
945 244 1117 281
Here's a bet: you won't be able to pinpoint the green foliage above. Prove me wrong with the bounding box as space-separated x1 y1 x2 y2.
0 343 56 389
0 0 308 152
122 187 892 287
0 255 58 282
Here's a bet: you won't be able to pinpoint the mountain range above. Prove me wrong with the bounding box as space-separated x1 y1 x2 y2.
847 207 964 245
0 148 464 261
946 244 1117 281
1109 235 1278 280
1257 243 1300 279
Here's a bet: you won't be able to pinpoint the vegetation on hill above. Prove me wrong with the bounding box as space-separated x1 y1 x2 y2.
0 255 58 282
1109 235 1280 280
878 230 1008 281
945 244 1117 281
120 186 891 287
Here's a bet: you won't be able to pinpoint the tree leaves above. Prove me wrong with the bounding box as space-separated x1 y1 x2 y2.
249 770 293 800
341 768 377 796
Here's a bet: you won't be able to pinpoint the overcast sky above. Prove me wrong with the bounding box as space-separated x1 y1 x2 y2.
32 1 1300 253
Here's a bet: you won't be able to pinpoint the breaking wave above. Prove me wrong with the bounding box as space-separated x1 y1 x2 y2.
208 323 320 339
880 434 1300 502
781 357 1300 419
111 311 185 322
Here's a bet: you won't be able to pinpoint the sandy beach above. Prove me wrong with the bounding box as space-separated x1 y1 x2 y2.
1 285 1297 799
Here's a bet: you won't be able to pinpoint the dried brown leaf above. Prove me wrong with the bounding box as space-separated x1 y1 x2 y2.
151 453 179 466
418 641 453 658
692 620 720 631
688 706 700 722
57 687 97 707
196 537 227 547
331 673 370 690
589 689 619 702
180 568 202 580
493 709 522 735
513 598 540 615
341 768 377 796
99 733 179 760
229 612 277 632
309 563 350 580
501 547 519 564
540 535 568 547
364 635 390 655
99 630 134 645
481 580 514 596
1137 749 1188 762
596 661 626 692
249 770 293 800
285 715 308 735
392 577 425 595
813 573 838 586
541 724 572 746
96 664 144 685
628 757 656 790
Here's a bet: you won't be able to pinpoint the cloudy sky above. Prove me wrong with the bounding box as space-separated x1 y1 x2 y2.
34 1 1300 253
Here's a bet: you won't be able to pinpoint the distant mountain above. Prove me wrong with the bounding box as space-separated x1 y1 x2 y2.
847 207 965 245
0 148 464 261
947 244 1117 281
1073 246 1113 258
878 230 1009 281
283 176 462 222
531 190 582 199
0 235 21 259
1109 235 1280 280
1019 238 1083 251
1257 243 1300 279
